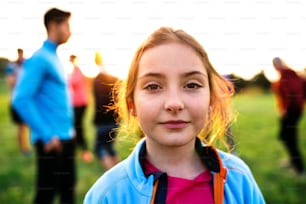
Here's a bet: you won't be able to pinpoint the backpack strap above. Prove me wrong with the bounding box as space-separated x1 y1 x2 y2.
147 139 227 204
211 146 227 204
195 138 227 204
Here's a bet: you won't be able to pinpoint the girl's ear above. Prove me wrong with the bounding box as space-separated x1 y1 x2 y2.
127 98 136 116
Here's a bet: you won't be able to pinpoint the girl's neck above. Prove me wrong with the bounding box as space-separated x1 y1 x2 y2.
145 140 207 179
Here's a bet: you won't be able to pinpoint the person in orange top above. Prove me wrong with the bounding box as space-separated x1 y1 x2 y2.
271 57 305 176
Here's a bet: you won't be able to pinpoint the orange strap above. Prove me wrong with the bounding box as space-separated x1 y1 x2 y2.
150 179 159 204
212 147 227 204
150 147 227 204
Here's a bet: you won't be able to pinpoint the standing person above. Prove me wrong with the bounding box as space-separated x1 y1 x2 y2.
271 57 305 176
12 8 76 204
4 48 30 155
84 27 265 204
68 54 93 163
92 51 120 170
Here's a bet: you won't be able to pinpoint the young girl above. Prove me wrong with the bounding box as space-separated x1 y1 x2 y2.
84 27 265 204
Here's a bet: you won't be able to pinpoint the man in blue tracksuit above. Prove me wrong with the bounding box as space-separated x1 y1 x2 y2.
12 8 75 204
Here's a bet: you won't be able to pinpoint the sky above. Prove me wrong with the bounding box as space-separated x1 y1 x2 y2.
1 0 306 80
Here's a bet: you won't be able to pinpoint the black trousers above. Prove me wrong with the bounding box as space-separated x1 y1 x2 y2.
34 140 76 204
279 108 304 174
74 105 88 150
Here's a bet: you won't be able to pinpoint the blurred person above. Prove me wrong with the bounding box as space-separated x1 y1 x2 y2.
271 57 305 176
92 51 120 170
84 27 265 204
4 48 31 155
68 54 93 163
12 8 76 204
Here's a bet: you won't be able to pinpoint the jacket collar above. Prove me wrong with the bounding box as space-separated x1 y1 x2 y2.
135 138 224 204
138 137 221 174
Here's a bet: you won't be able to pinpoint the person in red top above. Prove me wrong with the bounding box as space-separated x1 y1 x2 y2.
68 55 93 163
271 57 305 176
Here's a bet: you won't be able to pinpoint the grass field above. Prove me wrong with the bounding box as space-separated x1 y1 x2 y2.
0 80 306 204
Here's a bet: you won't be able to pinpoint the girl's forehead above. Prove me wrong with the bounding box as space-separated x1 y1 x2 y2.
138 43 206 72
142 42 196 56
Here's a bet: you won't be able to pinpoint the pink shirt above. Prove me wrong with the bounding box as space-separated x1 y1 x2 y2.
144 158 214 204
68 67 88 107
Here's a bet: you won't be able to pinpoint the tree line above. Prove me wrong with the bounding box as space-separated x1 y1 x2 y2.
0 57 271 93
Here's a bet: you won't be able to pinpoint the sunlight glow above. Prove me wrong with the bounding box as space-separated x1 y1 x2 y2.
1 0 306 80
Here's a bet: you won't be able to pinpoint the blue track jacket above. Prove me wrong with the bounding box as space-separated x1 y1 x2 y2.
84 138 265 204
12 40 74 144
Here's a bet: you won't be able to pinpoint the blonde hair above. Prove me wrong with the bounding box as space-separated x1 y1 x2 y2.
114 27 235 146
95 51 103 66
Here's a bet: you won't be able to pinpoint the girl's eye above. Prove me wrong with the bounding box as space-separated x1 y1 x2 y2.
144 84 161 91
185 82 202 89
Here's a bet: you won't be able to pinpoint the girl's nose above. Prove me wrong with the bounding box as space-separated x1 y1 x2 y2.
164 90 184 113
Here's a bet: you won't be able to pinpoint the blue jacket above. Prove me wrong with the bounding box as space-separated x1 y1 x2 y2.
12 40 74 144
84 139 265 204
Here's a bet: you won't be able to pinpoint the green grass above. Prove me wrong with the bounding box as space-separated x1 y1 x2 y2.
232 92 306 204
0 80 306 204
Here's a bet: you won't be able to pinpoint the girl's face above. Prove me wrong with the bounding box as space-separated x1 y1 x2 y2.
132 42 210 148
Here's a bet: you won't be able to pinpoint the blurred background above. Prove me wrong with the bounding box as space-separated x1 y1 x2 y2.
1 0 306 203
